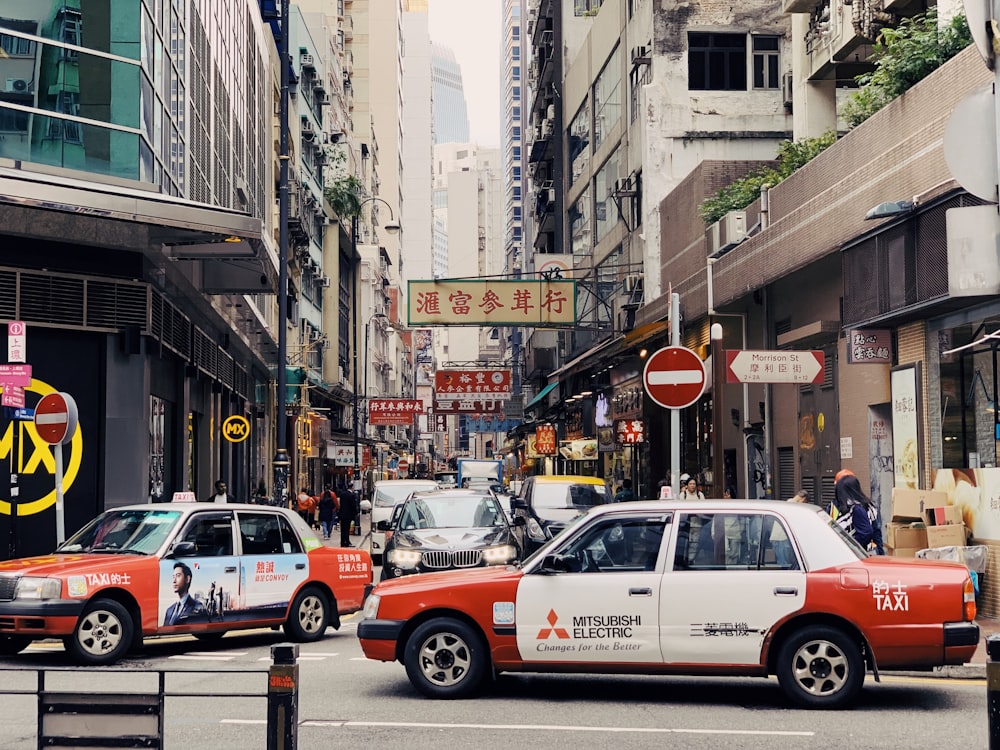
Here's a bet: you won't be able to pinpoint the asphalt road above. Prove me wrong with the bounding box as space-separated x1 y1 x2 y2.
0 612 991 750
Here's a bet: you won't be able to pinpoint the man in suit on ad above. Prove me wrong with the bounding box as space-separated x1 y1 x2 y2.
164 561 206 625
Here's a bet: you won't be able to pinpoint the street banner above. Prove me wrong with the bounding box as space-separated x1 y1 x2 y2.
435 369 512 399
368 399 423 426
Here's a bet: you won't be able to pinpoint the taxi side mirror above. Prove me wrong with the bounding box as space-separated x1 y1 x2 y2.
168 541 197 558
375 519 393 532
511 498 528 511
538 553 576 574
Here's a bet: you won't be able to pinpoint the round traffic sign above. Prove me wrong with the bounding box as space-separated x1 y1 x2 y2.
398 458 409 474
643 346 707 410
34 391 79 445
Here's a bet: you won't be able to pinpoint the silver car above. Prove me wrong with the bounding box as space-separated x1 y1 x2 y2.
370 479 439 560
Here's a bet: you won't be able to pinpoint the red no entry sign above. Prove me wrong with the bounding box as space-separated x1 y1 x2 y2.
397 458 409 474
34 392 79 445
643 346 707 410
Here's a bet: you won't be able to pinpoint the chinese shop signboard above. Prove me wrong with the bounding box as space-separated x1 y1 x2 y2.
432 399 504 414
847 328 892 364
535 424 557 455
615 418 646 444
435 369 512 398
408 280 577 326
368 399 424 425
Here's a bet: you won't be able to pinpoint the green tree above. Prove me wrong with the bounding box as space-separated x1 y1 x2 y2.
842 10 972 127
322 146 363 218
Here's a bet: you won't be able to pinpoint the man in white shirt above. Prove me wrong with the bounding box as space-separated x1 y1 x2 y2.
205 480 235 503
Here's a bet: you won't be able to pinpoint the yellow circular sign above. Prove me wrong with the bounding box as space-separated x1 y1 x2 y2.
222 415 251 443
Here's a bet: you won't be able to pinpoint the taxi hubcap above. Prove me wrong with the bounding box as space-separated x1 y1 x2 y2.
418 631 471 686
791 638 848 695
78 610 123 654
298 596 324 632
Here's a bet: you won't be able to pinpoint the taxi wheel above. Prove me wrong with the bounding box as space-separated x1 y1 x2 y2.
284 586 330 641
65 598 134 666
404 617 487 699
776 625 864 709
0 635 31 655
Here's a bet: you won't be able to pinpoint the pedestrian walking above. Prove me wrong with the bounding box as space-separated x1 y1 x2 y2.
337 480 359 548
317 487 339 541
679 476 706 500
834 474 884 555
204 480 235 504
296 488 316 525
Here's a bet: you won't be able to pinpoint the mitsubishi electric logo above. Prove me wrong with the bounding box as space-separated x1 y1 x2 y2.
536 608 570 640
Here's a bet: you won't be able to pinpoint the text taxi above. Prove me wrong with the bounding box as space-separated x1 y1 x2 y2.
0 503 372 665
358 500 978 709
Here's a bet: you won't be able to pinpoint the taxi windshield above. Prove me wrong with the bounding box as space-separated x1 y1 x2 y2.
58 509 182 555
533 482 609 510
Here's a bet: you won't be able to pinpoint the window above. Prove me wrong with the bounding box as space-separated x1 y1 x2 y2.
752 36 780 89
570 187 591 255
674 513 799 570
630 53 651 122
513 145 521 160
513 65 520 80
178 513 235 557
0 107 29 133
592 47 621 148
568 100 590 185
513 106 521 121
512 126 521 140
512 25 520 40
688 33 746 91
238 513 303 555
0 34 35 57
556 516 667 572
594 149 621 242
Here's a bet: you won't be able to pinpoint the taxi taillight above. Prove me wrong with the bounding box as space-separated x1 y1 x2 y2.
964 576 977 621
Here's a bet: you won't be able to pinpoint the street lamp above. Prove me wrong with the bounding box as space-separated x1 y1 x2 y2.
273 0 291 507
711 322 724 498
352 197 400 487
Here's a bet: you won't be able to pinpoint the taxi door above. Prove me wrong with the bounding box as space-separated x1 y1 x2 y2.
659 511 805 666
515 513 669 664
236 511 309 623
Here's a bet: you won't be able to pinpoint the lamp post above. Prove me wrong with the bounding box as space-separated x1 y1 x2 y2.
272 0 291 507
351 197 400 487
711 322 724 498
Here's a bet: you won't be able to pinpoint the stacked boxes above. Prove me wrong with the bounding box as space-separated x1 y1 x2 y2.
887 488 968 557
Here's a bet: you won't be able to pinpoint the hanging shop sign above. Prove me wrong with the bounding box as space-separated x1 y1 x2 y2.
847 329 892 364
615 418 646 445
535 424 557 455
435 369 512 398
408 280 576 326
368 399 423 426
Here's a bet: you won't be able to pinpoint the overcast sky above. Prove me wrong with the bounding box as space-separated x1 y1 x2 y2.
427 0 502 148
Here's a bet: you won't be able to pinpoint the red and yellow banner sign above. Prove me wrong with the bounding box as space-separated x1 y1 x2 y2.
368 399 423 425
435 369 511 398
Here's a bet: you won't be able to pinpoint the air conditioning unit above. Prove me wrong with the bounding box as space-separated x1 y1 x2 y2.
547 188 556 204
543 118 554 137
5 78 29 94
630 46 650 67
301 53 315 70
301 119 315 140
707 210 747 258
623 274 643 294
319 275 332 288
782 72 793 106
546 104 555 120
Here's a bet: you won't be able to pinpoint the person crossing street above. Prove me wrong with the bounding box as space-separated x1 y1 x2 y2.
337 480 359 548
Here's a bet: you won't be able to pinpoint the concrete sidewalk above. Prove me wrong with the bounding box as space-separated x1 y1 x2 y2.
317 509 371 551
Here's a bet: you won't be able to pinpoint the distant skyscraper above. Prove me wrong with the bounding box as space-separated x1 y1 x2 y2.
432 43 470 144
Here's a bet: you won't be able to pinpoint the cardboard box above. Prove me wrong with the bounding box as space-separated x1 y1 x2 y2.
887 523 928 550
891 488 947 521
887 547 921 558
924 523 968 549
925 505 963 526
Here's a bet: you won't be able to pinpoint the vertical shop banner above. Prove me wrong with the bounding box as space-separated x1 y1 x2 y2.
414 329 433 386
535 424 557 455
868 403 894 523
890 363 922 489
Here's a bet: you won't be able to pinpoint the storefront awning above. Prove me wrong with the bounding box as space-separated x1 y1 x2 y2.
525 381 559 410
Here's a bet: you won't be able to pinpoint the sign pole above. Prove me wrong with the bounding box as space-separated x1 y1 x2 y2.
670 292 681 498
54 442 65 544
8 423 17 560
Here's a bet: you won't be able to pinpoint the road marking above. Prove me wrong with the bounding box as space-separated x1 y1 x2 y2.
221 720 266 725
297 720 813 736
187 651 248 657
348 657 368 661
256 655 329 662
301 652 340 657
168 655 235 661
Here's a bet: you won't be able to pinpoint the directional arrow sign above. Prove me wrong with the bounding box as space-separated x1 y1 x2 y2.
726 350 824 385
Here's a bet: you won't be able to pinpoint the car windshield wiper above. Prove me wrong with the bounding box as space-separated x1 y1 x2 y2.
89 546 149 555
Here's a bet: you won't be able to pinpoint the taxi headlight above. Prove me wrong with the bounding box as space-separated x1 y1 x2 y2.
14 577 62 600
387 549 422 569
482 545 517 564
362 593 381 619
526 518 546 542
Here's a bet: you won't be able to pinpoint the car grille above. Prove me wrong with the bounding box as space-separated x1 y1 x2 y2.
422 549 483 569
0 576 16 601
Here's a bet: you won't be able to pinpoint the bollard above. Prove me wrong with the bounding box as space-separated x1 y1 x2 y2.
268 643 299 750
988 635 1000 749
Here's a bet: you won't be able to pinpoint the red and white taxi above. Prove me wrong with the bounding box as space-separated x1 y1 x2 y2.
358 500 978 708
0 503 372 665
